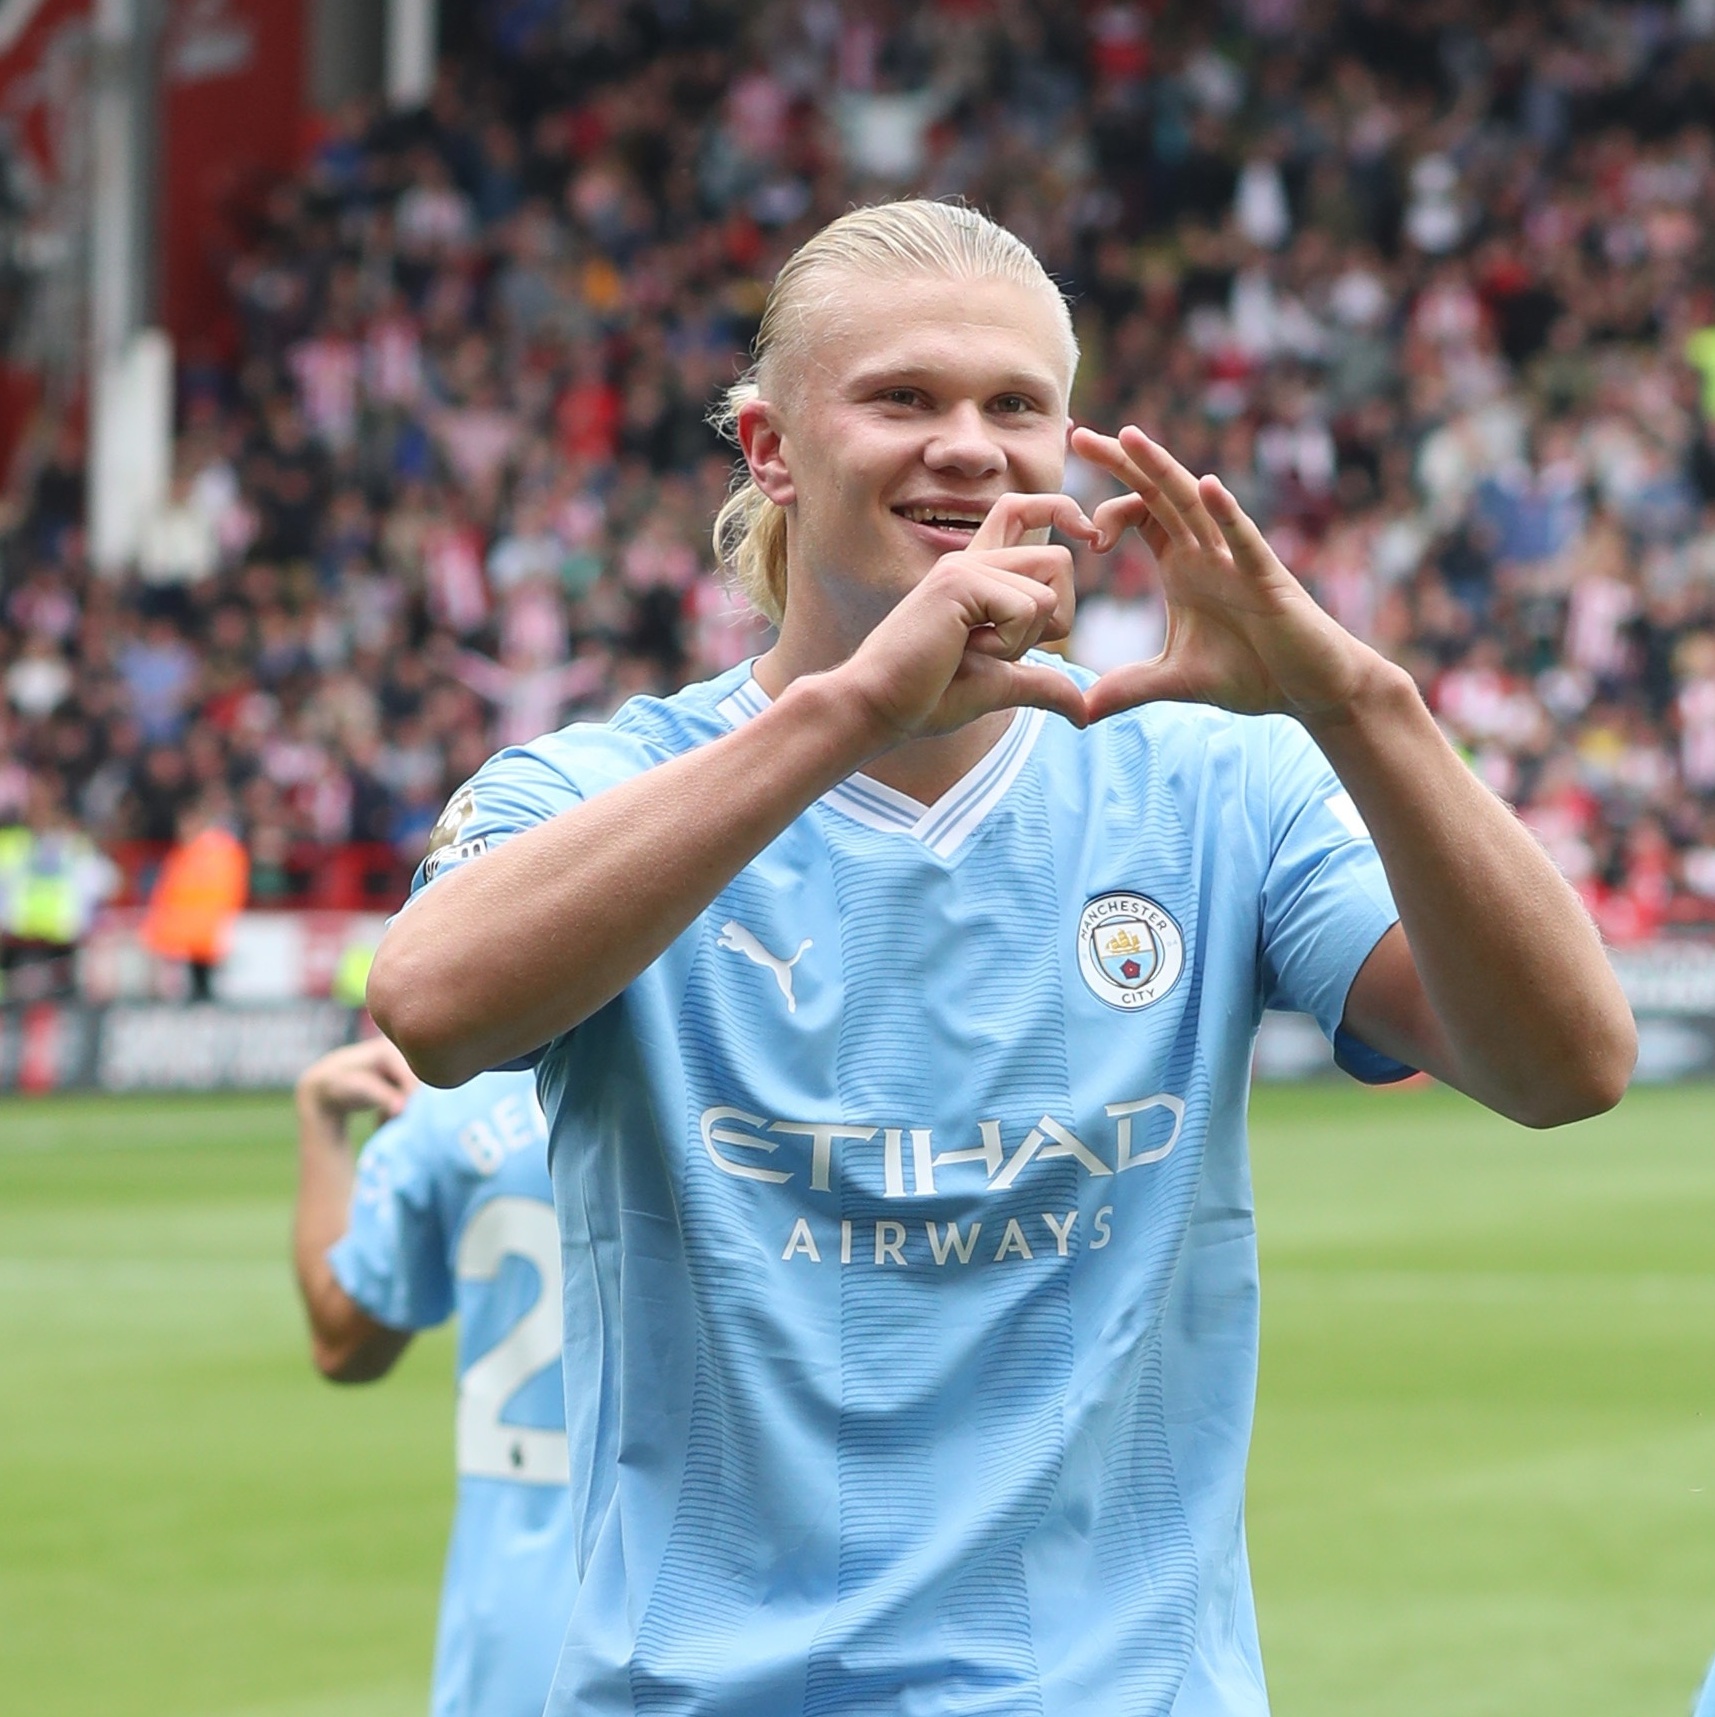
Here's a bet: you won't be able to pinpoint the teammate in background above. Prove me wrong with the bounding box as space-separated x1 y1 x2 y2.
292 1037 577 1717
369 201 1636 1713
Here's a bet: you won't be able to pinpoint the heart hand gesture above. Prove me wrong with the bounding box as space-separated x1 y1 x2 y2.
1072 425 1384 727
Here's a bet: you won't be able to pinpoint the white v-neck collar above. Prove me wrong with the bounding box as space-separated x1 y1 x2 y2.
714 670 1046 860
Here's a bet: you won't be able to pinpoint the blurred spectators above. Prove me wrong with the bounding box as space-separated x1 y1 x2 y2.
3 0 1715 943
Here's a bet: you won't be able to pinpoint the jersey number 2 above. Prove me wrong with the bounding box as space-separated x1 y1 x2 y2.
454 1197 570 1485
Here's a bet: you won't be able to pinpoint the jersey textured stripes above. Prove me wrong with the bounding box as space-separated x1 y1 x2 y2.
329 1069 578 1717
409 657 1408 1716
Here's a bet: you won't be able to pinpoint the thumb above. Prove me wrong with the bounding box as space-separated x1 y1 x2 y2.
960 655 1091 728
1084 656 1197 723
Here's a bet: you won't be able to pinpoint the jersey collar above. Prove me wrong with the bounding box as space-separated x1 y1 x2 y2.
714 670 1046 860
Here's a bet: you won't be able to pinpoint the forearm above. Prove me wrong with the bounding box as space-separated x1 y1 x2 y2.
1305 660 1635 1124
370 672 885 1085
292 1096 406 1381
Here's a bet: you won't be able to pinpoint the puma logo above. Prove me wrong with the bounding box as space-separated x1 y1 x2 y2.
718 921 813 1013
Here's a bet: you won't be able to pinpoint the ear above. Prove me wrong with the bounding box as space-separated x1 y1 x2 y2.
737 397 795 508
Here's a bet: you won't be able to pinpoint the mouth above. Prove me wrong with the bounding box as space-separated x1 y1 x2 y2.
892 503 990 549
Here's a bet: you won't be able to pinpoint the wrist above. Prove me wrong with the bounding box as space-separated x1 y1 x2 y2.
771 668 898 778
1295 648 1419 740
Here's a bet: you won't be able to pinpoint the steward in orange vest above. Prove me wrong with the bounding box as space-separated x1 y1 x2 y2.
142 804 249 999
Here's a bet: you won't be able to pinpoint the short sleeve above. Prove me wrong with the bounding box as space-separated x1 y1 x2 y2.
1257 718 1415 1084
407 744 589 899
326 1094 456 1329
394 724 669 1071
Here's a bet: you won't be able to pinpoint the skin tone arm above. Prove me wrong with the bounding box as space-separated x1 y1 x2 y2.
1072 425 1636 1126
372 427 1633 1123
293 1038 419 1382
368 494 1098 1086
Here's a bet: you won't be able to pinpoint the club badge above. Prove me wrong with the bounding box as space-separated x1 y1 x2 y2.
1077 892 1185 1011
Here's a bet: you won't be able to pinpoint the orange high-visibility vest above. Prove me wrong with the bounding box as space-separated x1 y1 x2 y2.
141 827 249 963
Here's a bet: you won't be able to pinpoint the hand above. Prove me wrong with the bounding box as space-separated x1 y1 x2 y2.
296 1037 419 1126
1071 425 1385 725
837 491 1099 744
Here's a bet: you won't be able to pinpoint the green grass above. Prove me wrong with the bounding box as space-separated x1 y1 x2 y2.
1247 1083 1715 1715
0 1094 450 1717
1 1084 1712 1715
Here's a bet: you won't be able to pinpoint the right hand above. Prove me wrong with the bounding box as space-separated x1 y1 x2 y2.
835 492 1099 744
295 1036 419 1124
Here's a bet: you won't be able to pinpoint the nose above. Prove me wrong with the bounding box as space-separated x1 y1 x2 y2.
924 400 1005 478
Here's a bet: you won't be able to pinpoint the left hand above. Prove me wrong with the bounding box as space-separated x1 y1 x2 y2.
296 1037 419 1126
1072 424 1383 725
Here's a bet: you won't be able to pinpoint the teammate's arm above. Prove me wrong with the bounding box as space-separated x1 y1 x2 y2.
1073 424 1636 1127
293 1039 418 1382
369 494 1094 1086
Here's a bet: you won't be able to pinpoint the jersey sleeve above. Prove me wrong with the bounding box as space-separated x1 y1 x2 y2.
396 726 667 1070
326 1093 456 1330
1256 717 1416 1084
407 743 589 898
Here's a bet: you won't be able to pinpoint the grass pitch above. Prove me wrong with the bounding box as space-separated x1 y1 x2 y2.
1 1082 1711 1715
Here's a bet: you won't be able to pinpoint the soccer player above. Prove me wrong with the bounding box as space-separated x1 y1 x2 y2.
1696 1654 1715 1717
292 1036 578 1717
368 201 1636 1713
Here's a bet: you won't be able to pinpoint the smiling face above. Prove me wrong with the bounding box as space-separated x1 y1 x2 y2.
743 268 1075 651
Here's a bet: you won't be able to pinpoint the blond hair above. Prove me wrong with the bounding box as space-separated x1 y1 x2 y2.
710 200 1078 625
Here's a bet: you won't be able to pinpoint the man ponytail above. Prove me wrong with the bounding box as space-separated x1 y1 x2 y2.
709 378 789 625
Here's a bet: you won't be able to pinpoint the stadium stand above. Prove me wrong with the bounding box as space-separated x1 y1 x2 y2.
5 0 1715 948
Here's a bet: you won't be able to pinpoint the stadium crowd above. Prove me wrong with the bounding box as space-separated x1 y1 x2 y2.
7 0 1715 945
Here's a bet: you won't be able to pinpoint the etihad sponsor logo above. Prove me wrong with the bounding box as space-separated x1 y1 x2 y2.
779 1206 1116 1267
698 1095 1183 1198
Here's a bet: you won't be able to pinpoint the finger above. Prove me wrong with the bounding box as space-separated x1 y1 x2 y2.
958 654 1090 728
968 491 1097 552
1137 513 1172 563
374 1067 417 1116
963 577 1058 660
333 1070 404 1116
1075 425 1202 554
1199 475 1284 576
1088 491 1152 553
1070 426 1159 499
960 547 1075 643
1116 426 1222 552
1083 656 1201 723
374 1041 419 1092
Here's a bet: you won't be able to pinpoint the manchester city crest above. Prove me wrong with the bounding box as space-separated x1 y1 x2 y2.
1077 892 1185 1011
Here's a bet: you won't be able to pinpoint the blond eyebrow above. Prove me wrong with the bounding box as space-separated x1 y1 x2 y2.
842 361 1066 402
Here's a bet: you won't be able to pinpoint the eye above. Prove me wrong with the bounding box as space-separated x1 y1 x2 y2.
991 393 1037 416
876 386 925 408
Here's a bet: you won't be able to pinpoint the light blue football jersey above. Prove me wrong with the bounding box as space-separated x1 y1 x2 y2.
1695 1655 1715 1717
409 657 1408 1717
328 1069 578 1717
